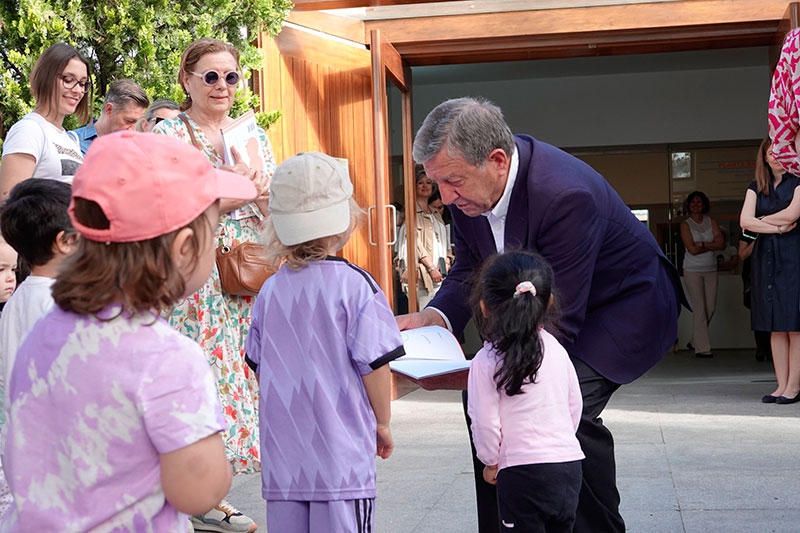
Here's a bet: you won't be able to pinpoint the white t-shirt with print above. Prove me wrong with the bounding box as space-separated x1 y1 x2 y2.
1 112 82 183
0 276 55 396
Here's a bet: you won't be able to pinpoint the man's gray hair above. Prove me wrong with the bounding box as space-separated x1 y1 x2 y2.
104 79 150 109
412 97 515 166
145 98 180 121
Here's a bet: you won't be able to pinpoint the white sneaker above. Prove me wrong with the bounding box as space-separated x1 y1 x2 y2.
187 518 195 533
191 499 257 532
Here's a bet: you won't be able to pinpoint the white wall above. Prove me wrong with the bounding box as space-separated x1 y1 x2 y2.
411 50 771 148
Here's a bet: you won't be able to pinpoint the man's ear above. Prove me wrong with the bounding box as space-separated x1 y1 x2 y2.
171 227 196 271
53 230 79 255
487 148 510 172
104 102 114 117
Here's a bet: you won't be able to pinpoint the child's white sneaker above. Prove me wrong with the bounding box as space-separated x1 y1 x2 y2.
191 499 257 532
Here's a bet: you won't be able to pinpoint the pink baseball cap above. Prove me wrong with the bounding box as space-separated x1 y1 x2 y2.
70 131 257 242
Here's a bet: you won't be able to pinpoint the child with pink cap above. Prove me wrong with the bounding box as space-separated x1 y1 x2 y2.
1 131 257 531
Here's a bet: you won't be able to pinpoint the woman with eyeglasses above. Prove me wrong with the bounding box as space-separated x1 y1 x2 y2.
0 43 89 198
153 37 272 533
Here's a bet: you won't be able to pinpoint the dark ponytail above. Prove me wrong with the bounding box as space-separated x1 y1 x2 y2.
471 250 558 396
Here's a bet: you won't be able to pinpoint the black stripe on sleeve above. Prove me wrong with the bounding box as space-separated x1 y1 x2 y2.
369 345 405 370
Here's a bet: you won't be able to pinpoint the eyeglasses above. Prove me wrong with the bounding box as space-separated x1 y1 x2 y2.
59 74 91 92
190 70 240 87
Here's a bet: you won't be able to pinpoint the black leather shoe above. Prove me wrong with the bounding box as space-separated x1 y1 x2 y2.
762 394 778 403
776 392 800 405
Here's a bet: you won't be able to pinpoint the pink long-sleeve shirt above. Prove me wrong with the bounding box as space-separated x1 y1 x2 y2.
467 329 584 471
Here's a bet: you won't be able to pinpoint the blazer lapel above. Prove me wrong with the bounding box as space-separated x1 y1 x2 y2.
474 217 497 258
504 137 531 251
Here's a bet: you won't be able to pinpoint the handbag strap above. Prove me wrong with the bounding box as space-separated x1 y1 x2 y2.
178 112 202 150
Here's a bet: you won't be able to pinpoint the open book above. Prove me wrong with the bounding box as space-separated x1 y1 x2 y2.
220 110 265 170
390 326 470 390
220 110 264 221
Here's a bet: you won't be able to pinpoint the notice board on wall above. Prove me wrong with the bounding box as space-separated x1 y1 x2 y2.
672 145 759 206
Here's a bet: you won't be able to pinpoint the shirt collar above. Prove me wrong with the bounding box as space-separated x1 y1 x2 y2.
483 145 520 220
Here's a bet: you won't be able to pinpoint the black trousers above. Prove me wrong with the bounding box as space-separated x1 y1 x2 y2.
496 461 582 533
463 357 625 533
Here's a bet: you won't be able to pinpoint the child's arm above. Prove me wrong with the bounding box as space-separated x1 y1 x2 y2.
362 364 393 459
160 432 232 515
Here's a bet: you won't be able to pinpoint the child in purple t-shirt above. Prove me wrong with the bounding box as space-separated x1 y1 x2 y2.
468 251 584 533
1 132 258 531
245 152 405 533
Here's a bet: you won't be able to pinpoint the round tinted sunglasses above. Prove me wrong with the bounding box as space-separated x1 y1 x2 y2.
190 70 240 86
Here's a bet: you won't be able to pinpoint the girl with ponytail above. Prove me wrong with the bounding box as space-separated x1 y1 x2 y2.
467 250 585 532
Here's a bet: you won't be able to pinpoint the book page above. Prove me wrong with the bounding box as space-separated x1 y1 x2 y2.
398 326 465 361
390 359 471 381
390 326 470 381
220 110 264 169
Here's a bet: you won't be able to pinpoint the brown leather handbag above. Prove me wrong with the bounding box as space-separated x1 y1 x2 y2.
215 242 275 297
177 113 273 296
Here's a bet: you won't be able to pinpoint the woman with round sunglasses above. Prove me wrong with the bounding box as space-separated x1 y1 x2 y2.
0 42 90 198
153 37 272 533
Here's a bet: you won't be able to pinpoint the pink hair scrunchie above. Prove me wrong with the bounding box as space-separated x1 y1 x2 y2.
513 281 536 298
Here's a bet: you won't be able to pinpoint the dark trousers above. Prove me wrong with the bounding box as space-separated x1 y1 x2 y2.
570 357 625 533
463 358 625 533
496 461 582 533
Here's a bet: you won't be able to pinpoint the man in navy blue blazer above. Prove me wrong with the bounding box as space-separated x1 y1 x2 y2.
399 97 684 533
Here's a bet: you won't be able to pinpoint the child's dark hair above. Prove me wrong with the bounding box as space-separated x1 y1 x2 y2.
52 198 212 315
471 250 558 396
0 179 73 267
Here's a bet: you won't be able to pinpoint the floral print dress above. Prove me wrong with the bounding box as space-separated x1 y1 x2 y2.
154 115 276 474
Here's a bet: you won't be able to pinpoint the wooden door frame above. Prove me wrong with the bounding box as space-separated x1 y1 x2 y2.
371 28 416 307
288 0 790 66
770 2 800 70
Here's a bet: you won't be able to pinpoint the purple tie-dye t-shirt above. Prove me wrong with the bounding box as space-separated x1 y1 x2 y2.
246 257 405 501
2 306 225 532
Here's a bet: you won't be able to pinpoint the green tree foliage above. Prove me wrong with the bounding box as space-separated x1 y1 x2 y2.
0 0 292 134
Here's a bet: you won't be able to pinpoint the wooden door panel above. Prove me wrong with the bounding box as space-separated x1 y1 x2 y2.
258 25 381 280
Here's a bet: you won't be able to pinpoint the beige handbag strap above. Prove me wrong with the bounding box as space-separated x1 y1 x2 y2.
178 112 202 150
